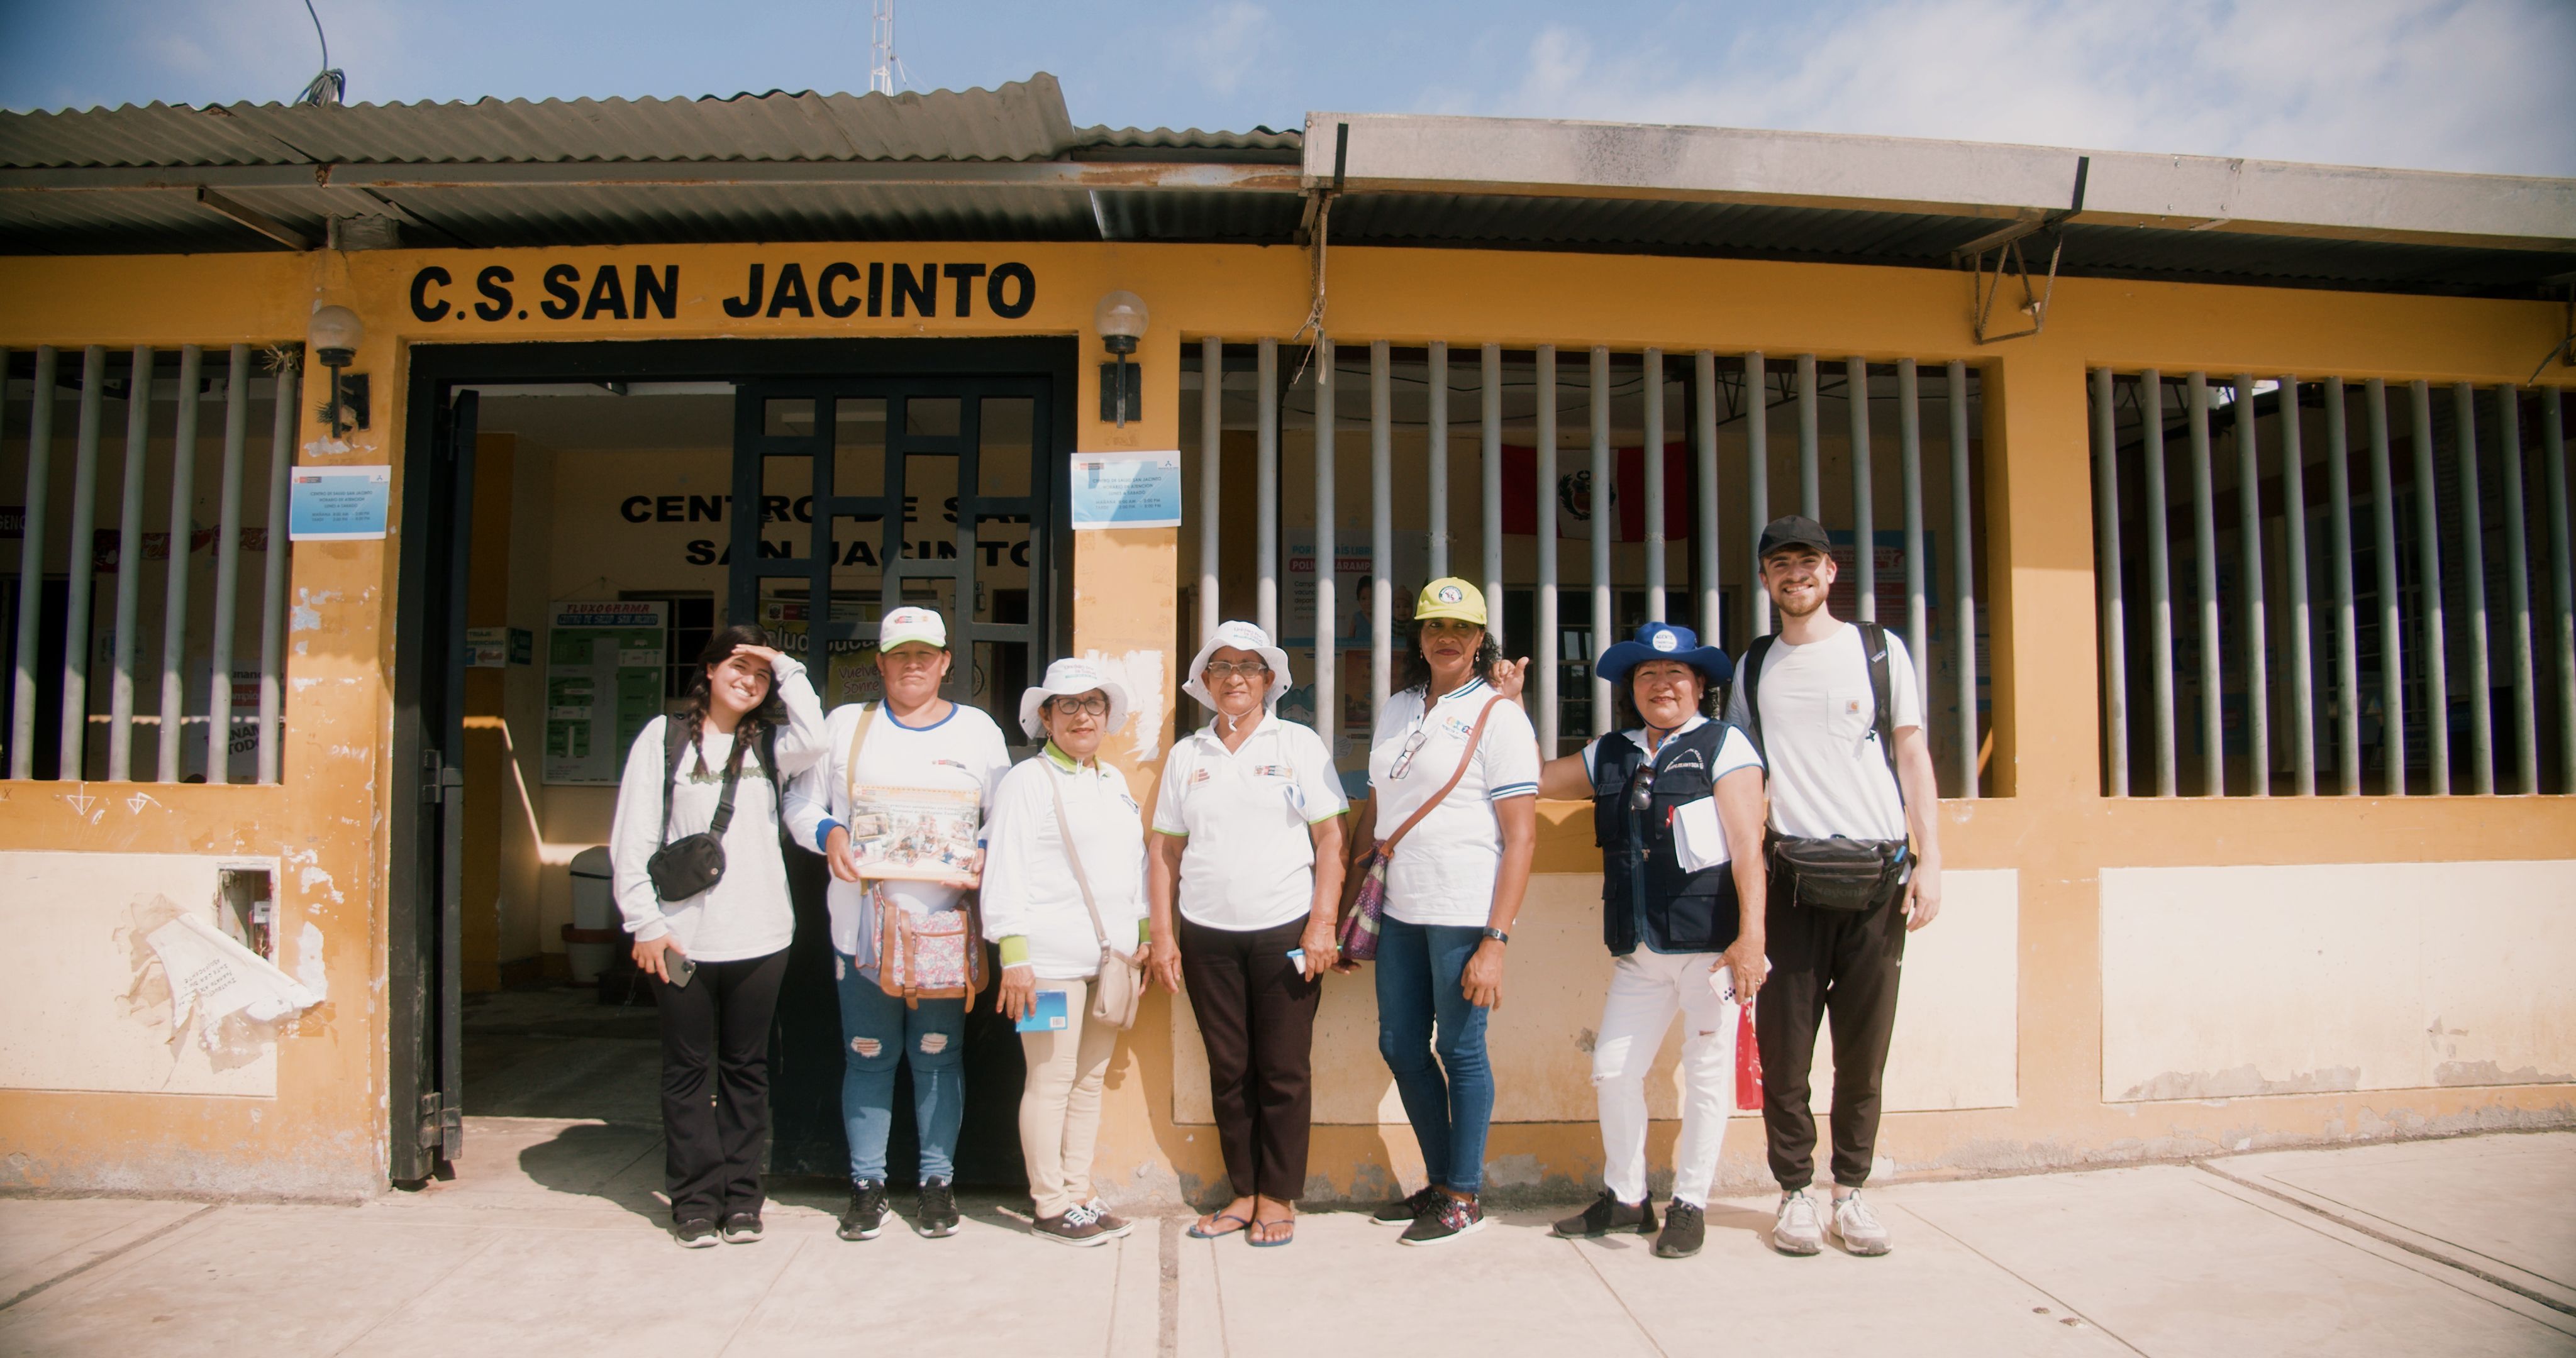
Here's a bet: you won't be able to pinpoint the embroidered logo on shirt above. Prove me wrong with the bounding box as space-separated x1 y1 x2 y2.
1191 768 1214 783
1843 699 1862 716
933 758 972 773
1442 716 1475 737
1252 764 1292 778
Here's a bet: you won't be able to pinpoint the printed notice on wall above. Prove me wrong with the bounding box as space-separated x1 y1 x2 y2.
287 465 392 541
1068 450 1182 529
543 600 667 786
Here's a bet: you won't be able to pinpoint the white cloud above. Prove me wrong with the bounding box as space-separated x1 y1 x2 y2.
1482 0 2574 176
1172 0 1274 99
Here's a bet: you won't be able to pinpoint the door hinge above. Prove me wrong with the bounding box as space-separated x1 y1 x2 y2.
417 1092 445 1149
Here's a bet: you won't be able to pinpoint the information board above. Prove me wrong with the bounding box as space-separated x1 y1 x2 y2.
543 600 667 786
1069 450 1183 528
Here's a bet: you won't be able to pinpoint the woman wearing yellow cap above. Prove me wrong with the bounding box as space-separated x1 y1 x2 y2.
1350 578 1541 1246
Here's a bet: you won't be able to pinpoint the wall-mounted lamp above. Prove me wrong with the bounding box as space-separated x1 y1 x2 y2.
1096 290 1148 427
309 303 365 437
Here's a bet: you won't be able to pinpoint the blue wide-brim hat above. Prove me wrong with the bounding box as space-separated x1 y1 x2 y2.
1596 622 1733 689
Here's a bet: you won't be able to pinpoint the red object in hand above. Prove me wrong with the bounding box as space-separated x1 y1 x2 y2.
1734 1001 1764 1112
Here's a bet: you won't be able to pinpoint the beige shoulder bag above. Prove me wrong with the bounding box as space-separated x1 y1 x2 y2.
1049 764 1144 1030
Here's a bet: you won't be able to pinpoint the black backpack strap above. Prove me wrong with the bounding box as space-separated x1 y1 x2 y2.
1858 622 1901 803
1738 634 1776 758
659 718 691 846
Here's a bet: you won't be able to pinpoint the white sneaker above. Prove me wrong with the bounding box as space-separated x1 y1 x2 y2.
1771 1189 1823 1256
1831 1191 1892 1256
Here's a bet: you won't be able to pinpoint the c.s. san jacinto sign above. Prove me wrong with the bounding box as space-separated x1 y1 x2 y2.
407 258 1036 325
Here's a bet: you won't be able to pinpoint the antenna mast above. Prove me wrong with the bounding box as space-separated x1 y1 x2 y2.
870 0 896 96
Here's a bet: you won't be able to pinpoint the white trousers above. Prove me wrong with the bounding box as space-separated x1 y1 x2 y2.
1592 949 1739 1209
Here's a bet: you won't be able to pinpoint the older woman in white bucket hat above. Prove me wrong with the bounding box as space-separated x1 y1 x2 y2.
1148 621 1347 1248
980 656 1153 1246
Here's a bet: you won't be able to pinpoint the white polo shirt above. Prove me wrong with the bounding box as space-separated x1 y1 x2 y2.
1153 714 1348 932
781 700 1014 962
1724 622 1921 842
1367 677 1542 928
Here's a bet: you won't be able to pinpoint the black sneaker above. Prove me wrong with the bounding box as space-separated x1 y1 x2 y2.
1553 1188 1657 1239
672 1217 719 1249
1399 1192 1487 1246
1079 1198 1135 1239
1031 1210 1109 1247
1653 1201 1706 1259
916 1178 960 1238
719 1212 763 1244
1372 1185 1443 1226
838 1179 889 1241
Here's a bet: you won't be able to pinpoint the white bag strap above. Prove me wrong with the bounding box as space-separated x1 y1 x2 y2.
1048 763 1126 963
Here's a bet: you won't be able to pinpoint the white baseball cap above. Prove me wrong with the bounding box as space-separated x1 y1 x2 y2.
1018 657 1133 741
878 606 947 651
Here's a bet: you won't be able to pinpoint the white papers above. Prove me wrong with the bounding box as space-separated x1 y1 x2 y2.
147 915 322 1031
1672 795 1731 872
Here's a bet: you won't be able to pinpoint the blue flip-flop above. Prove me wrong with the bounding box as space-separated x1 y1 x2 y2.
1247 1218 1295 1247
1187 1212 1251 1240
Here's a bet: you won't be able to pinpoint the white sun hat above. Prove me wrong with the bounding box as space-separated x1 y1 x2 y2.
1180 620 1294 713
1018 656 1133 741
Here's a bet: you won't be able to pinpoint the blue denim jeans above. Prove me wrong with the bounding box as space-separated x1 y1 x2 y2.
835 952 967 1184
1374 917 1495 1194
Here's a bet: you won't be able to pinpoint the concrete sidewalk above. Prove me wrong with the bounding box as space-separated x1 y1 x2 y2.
3 1126 2570 1357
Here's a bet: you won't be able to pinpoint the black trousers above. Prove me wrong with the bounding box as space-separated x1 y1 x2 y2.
1755 869 1907 1191
655 947 790 1223
1177 914 1321 1201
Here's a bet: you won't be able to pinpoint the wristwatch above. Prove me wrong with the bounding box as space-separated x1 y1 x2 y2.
1479 926 1510 945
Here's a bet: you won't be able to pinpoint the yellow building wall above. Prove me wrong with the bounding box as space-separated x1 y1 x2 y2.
0 240 2567 1200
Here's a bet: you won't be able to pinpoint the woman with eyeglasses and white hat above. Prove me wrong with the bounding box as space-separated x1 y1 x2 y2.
979 657 1153 1246
1147 621 1347 1249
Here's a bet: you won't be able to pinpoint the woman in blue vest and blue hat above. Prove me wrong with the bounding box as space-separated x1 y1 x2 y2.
1507 621 1768 1261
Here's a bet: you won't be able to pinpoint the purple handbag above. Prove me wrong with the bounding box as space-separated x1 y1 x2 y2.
1338 697 1504 963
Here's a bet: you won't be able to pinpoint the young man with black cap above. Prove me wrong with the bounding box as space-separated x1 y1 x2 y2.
1728 514 1943 1258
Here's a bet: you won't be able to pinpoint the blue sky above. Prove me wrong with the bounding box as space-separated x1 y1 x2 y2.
1 0 2568 175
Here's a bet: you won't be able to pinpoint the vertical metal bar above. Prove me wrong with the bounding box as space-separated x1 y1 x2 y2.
2453 383 2492 794
2544 391 2573 792
1255 338 1279 637
2409 380 2448 794
2279 377 2316 795
2234 374 2268 795
1314 340 1336 752
1847 356 1877 623
58 346 107 780
1198 336 1221 645
1590 346 1613 736
1370 340 1392 727
1949 360 1975 798
2092 368 2126 797
9 346 56 780
1746 353 1770 637
1536 345 1560 754
1480 344 1503 648
1796 353 1820 520
257 363 297 784
2325 378 2361 794
1694 351 1720 641
2367 379 2405 795
2186 373 2224 795
1898 360 1926 717
206 346 250 784
1428 340 1449 582
2142 370 2177 797
110 347 156 780
156 346 203 782
2496 386 2536 794
1644 348 1667 624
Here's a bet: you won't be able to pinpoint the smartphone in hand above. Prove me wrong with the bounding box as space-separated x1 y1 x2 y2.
667 951 698 989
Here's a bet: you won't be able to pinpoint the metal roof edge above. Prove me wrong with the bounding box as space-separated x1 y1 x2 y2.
1301 112 2576 252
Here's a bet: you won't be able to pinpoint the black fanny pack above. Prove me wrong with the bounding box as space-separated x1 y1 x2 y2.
1769 836 1906 912
646 739 747 903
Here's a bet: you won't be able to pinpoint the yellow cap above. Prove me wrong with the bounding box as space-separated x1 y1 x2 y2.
1413 577 1488 626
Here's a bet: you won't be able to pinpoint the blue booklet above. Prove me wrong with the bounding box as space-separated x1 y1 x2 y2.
1015 989 1069 1033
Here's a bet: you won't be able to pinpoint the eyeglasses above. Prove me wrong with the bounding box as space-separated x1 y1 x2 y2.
1201 661 1271 680
1048 693 1111 717
1386 728 1431 779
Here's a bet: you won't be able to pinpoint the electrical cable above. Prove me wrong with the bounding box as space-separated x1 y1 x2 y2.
296 0 345 107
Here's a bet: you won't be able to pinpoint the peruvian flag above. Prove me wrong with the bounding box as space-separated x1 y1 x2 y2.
1500 443 1692 541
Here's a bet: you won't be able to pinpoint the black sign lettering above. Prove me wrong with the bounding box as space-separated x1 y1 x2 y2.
620 495 652 523
687 539 718 565
757 539 793 559
689 494 723 522
475 265 514 321
723 263 766 319
767 262 814 319
582 265 628 321
540 263 580 319
988 262 1035 319
761 494 791 522
869 261 886 317
943 263 986 317
409 266 452 322
633 265 678 321
400 259 1035 327
654 495 684 522
891 262 935 317
818 262 862 319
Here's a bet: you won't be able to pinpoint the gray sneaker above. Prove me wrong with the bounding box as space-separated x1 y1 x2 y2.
1831 1191 1892 1256
1771 1189 1823 1256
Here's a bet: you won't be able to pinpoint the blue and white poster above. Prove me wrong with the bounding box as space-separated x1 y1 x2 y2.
1068 450 1183 529
287 465 392 541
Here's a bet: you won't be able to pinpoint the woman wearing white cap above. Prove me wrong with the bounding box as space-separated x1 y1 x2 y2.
782 606 1012 1244
980 657 1153 1246
1148 621 1347 1248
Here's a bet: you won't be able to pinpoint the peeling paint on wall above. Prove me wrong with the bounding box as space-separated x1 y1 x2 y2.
2123 1064 2363 1101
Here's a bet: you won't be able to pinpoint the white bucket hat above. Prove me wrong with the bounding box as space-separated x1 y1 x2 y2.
1181 620 1293 713
1018 656 1133 741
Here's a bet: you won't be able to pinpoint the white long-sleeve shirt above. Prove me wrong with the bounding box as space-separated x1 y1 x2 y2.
979 745 1150 981
608 658 829 963
780 700 1014 964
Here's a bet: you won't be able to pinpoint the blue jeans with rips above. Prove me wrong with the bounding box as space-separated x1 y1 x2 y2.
1373 916 1495 1194
835 951 967 1184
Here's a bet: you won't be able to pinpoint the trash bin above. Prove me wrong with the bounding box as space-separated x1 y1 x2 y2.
564 846 618 984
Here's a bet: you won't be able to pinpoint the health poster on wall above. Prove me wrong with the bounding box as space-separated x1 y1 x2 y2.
543 600 667 785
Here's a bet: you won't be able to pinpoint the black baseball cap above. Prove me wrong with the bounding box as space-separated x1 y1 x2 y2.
1757 514 1833 560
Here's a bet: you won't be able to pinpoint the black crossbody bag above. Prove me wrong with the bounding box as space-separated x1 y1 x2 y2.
1740 621 1909 913
644 722 775 903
